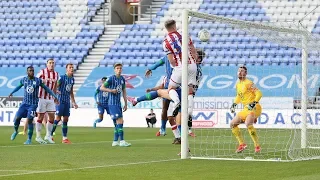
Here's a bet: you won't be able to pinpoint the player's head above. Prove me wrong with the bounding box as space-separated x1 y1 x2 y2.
27 66 34 78
113 63 123 76
46 59 55 71
238 66 247 80
66 63 74 76
164 19 177 32
101 77 107 82
150 108 153 113
196 49 206 64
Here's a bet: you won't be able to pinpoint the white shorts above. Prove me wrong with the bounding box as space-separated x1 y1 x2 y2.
167 102 175 117
37 98 56 113
169 63 197 88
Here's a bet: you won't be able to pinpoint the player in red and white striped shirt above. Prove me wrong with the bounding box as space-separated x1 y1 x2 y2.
35 59 59 144
162 19 198 117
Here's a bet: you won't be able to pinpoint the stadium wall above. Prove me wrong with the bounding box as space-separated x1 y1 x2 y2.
0 108 320 129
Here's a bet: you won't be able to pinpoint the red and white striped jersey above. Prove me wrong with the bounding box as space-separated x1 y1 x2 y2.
37 68 59 100
162 31 196 67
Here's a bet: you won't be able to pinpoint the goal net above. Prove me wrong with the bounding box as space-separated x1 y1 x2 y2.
180 10 320 161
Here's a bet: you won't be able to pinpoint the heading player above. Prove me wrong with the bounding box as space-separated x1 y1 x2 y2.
229 66 262 153
93 77 110 128
100 63 131 147
163 19 198 118
35 59 59 144
9 66 58 145
51 63 78 144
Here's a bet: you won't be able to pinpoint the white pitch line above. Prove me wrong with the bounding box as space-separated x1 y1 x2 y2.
0 138 170 148
0 158 180 177
0 170 37 172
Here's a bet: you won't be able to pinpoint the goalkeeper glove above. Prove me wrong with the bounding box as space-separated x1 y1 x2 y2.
230 103 237 113
247 101 258 110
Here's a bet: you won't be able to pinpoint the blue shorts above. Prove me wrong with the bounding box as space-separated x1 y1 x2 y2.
98 104 109 115
16 103 37 120
108 105 123 120
56 103 70 117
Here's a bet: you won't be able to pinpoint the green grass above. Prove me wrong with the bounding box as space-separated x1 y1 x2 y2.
0 127 319 180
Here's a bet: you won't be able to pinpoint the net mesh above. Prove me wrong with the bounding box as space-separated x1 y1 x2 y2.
184 11 320 161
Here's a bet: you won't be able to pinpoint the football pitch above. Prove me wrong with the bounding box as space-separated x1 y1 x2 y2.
0 127 319 180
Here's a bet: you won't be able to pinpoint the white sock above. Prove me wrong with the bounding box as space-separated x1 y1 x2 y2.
63 136 68 140
46 122 53 137
169 89 180 104
172 125 180 138
188 95 194 116
36 121 42 138
188 128 193 134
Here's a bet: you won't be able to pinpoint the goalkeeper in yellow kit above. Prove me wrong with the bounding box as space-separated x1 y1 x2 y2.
230 66 262 153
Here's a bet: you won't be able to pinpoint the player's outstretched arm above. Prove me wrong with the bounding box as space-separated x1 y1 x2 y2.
145 57 165 78
9 81 23 97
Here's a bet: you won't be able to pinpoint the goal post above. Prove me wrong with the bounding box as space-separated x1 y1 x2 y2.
181 9 319 161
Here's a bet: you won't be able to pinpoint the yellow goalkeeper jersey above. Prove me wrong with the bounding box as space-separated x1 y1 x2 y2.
235 78 262 106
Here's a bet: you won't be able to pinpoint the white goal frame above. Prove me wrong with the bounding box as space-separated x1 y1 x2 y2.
180 9 309 160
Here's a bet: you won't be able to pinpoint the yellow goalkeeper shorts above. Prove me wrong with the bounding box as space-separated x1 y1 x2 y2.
238 104 262 122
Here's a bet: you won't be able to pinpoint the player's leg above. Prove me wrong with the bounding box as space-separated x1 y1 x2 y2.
169 116 181 144
245 104 262 153
188 115 196 137
11 104 28 140
108 105 120 146
51 104 63 137
167 68 182 107
21 120 28 135
44 101 55 141
24 105 37 145
127 90 159 106
167 102 181 144
111 105 130 147
35 99 47 144
61 103 71 144
116 116 130 147
44 111 55 143
93 105 104 128
156 99 170 136
230 111 247 153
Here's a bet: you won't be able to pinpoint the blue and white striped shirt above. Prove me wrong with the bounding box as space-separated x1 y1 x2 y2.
20 77 43 105
95 87 109 105
103 75 125 106
57 74 74 104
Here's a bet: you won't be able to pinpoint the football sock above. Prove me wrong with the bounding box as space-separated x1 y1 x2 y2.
117 124 124 140
51 120 59 136
36 120 42 138
27 119 34 140
137 91 159 102
232 126 244 145
113 127 119 141
62 122 68 138
248 125 259 147
161 119 167 132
